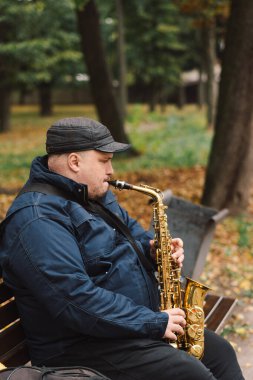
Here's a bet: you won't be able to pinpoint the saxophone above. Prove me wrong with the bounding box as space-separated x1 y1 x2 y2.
109 180 210 360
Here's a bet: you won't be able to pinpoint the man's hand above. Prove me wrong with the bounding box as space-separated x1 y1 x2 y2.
150 237 184 268
162 308 186 341
171 238 184 268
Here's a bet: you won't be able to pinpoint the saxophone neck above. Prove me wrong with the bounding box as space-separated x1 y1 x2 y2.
108 180 163 203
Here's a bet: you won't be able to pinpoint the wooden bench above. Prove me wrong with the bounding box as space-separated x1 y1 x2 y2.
204 294 237 334
0 280 30 367
0 282 237 368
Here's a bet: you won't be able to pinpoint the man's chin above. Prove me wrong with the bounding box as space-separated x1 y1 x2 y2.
89 185 108 200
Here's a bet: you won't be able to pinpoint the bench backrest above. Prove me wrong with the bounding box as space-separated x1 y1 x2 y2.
0 281 30 367
150 190 229 279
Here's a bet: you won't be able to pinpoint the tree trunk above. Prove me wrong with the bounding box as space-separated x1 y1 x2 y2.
149 93 156 113
116 0 128 118
177 82 186 109
197 67 205 109
160 88 167 113
201 0 253 214
149 90 159 113
202 21 217 129
76 0 130 145
0 87 12 132
19 86 29 105
38 82 53 116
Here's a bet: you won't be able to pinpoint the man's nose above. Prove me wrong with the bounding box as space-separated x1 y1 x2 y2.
107 162 114 175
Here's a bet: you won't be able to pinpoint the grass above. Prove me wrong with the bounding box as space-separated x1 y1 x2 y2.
0 104 211 188
117 104 211 171
237 216 253 250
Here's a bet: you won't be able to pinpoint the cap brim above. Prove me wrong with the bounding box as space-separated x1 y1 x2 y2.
96 142 131 153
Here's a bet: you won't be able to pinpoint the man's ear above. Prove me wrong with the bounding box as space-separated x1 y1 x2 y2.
67 153 81 173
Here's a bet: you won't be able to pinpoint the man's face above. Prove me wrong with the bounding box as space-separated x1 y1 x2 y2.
76 150 114 199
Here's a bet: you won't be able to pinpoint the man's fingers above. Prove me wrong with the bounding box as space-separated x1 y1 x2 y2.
162 308 187 340
170 238 184 268
171 323 185 336
165 322 185 341
168 332 177 341
171 237 183 248
167 307 186 318
172 315 186 327
172 248 184 260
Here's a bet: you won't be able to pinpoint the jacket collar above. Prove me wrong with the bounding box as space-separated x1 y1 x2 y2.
28 155 89 204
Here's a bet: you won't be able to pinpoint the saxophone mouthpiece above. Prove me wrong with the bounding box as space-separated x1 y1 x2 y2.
108 180 132 190
108 180 117 187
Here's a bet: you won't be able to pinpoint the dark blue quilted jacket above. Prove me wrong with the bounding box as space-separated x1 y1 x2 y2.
0 156 168 364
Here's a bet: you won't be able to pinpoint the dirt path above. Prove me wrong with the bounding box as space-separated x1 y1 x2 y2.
226 302 253 380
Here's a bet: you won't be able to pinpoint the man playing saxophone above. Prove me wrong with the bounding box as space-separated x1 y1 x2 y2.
0 117 244 380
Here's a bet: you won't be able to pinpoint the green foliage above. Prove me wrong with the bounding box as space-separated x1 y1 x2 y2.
124 0 186 89
97 0 190 106
0 0 85 88
0 0 223 109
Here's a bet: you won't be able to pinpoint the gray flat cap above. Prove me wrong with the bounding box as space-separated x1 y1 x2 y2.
46 117 130 154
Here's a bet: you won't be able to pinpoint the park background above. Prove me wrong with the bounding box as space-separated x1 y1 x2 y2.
0 1 253 378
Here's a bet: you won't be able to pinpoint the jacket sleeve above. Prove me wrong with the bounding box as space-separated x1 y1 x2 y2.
12 216 168 340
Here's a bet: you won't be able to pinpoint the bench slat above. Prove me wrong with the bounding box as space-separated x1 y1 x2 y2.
0 282 14 305
204 294 237 333
0 321 27 357
204 294 221 316
0 301 19 330
0 342 30 367
205 296 237 334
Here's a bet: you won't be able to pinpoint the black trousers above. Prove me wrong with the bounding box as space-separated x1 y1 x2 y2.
41 329 244 380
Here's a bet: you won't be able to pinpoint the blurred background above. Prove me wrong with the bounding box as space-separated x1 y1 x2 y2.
0 0 253 378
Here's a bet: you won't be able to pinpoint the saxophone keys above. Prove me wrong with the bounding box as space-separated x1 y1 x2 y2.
187 324 203 340
187 305 204 323
189 344 204 359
